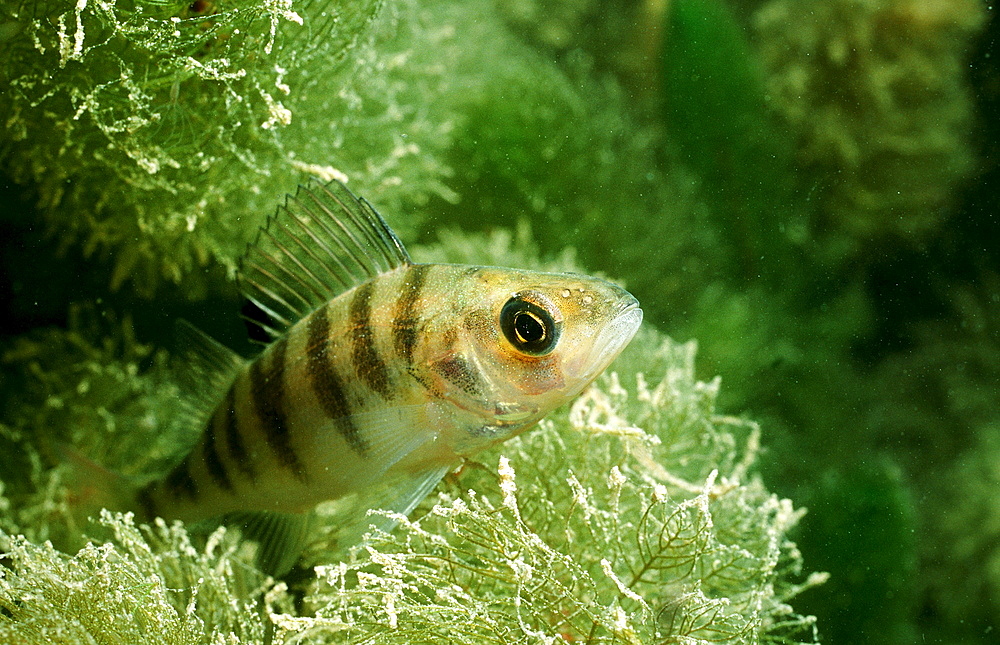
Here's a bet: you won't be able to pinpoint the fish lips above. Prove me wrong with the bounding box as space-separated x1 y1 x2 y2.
565 296 643 386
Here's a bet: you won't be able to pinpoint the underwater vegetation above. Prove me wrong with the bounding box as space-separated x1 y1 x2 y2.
0 0 996 642
755 0 984 262
870 269 1000 642
0 0 456 297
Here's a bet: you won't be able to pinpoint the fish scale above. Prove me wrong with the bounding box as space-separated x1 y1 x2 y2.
133 179 642 574
144 263 436 520
305 302 369 455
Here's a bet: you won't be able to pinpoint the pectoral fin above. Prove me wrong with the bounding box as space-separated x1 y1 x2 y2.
316 463 456 558
315 402 446 483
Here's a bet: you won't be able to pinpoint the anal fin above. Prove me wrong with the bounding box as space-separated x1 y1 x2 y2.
222 511 317 577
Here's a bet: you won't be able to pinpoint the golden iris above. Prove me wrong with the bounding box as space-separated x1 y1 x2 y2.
500 295 560 356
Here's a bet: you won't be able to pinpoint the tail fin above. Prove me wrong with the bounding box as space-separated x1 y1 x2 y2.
56 443 137 522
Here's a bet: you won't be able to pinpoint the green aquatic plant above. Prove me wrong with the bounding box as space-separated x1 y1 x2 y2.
0 0 455 297
928 429 1000 643
0 512 271 644
0 306 180 547
753 0 985 261
493 0 664 98
792 458 919 645
662 0 796 282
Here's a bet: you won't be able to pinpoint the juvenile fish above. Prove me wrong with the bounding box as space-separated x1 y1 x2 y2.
135 180 642 569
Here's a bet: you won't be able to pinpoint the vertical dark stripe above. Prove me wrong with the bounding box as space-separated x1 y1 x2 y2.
306 305 369 454
250 338 305 478
391 263 430 366
222 383 255 480
202 417 232 491
165 458 198 499
349 281 392 398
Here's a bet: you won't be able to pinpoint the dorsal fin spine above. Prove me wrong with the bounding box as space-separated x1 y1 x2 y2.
312 184 410 272
238 179 412 339
259 225 330 305
302 188 380 276
336 193 389 272
287 192 361 287
360 197 409 268
279 204 354 293
241 268 296 329
244 270 292 338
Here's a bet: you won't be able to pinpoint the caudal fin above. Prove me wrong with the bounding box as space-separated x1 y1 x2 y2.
56 443 137 523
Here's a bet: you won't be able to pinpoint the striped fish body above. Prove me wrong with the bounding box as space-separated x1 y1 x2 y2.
136 180 641 555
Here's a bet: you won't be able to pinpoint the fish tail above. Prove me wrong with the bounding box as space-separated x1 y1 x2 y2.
55 443 138 524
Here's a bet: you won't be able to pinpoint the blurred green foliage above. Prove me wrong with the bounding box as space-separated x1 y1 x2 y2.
793 459 919 644
755 0 984 260
663 0 795 280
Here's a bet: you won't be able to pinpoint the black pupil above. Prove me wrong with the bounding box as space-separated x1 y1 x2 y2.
500 295 560 356
514 312 544 343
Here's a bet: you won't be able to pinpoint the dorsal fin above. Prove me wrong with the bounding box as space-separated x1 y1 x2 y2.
238 179 412 339
174 320 246 436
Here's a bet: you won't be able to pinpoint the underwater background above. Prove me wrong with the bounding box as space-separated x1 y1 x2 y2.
0 0 997 643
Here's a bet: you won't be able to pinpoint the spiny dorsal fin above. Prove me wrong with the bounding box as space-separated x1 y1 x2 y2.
238 179 411 339
174 320 246 437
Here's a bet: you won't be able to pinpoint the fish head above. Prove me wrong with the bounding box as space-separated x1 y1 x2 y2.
424 267 642 451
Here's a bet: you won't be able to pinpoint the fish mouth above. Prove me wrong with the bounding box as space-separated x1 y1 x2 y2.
599 300 643 362
612 295 641 321
568 297 643 384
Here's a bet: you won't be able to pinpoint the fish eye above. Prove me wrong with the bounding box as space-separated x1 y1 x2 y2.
500 293 561 356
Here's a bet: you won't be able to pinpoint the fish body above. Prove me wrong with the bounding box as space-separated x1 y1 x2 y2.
135 180 641 563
